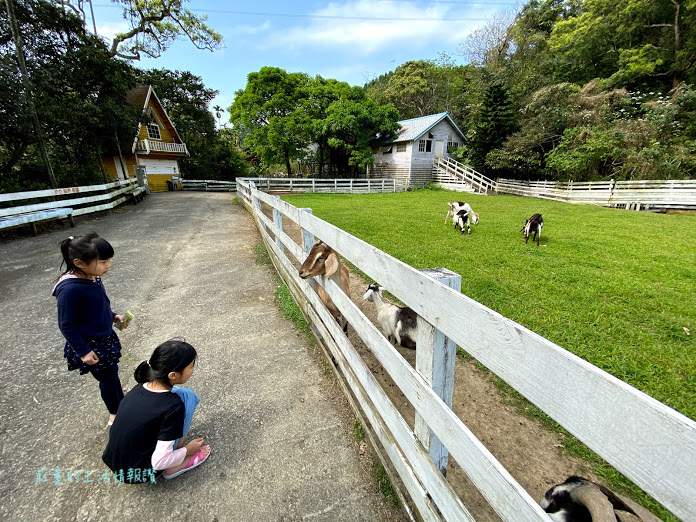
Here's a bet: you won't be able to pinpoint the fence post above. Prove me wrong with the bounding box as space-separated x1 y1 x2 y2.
312 179 315 193
250 181 267 235
415 267 461 476
382 179 385 192
273 196 284 254
300 208 315 254
350 179 353 194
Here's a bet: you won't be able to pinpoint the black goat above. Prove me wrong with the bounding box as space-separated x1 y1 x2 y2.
521 213 544 246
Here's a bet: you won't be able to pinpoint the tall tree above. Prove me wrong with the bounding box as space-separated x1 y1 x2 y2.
229 67 310 175
470 82 517 173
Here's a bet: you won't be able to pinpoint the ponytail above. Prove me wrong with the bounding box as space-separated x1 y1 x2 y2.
134 361 152 384
135 338 198 387
58 232 114 276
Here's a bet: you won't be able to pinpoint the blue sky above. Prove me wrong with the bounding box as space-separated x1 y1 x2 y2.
90 1 517 119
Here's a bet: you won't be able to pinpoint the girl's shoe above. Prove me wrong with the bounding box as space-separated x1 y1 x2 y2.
163 449 210 480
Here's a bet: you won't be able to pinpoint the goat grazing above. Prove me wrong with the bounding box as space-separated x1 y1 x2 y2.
454 209 472 235
541 476 662 522
521 213 544 246
445 201 479 226
299 241 351 332
363 283 417 349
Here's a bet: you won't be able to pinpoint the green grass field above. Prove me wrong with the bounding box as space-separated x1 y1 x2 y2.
284 189 696 422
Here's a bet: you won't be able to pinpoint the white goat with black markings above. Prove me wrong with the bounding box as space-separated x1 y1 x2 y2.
363 283 417 349
541 476 662 522
299 241 351 332
445 201 479 226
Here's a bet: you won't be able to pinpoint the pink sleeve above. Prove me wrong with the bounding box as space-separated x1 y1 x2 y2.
151 440 186 470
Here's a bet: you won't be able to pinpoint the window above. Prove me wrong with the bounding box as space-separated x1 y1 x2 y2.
147 124 161 140
419 138 433 153
447 141 459 152
396 143 406 152
418 139 426 152
383 145 393 154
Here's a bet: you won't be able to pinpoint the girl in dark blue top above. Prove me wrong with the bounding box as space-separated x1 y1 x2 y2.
53 233 128 425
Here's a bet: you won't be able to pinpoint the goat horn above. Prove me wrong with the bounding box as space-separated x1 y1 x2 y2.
569 483 617 522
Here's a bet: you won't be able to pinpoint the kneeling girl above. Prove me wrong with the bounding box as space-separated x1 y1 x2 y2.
103 339 210 483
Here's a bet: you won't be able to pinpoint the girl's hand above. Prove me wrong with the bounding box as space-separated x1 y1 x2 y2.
184 438 205 456
81 351 99 365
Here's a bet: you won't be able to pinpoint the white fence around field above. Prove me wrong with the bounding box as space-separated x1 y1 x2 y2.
236 178 696 521
181 177 407 195
496 178 696 210
0 178 147 235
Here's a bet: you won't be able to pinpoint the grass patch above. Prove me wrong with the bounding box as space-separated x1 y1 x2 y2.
275 281 312 338
353 418 365 441
283 189 695 520
372 462 399 508
252 242 273 268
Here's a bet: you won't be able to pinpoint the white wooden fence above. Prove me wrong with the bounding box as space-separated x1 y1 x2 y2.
496 178 696 210
236 179 696 521
0 178 147 235
181 177 407 194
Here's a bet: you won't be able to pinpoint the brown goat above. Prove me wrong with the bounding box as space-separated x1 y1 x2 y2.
299 241 351 332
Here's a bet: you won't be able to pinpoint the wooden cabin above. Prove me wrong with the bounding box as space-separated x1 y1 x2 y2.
367 112 465 187
101 85 189 192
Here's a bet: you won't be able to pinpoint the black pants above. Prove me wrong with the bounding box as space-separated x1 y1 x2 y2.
87 364 124 414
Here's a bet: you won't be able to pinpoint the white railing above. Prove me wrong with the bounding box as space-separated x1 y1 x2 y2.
433 157 497 194
0 178 148 234
236 178 695 521
136 139 188 155
181 179 237 192
238 177 406 194
496 178 696 210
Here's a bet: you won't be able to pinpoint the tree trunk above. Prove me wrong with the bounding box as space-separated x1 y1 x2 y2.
284 148 292 176
672 0 682 90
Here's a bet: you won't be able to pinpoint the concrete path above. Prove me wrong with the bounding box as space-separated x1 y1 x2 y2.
0 192 392 521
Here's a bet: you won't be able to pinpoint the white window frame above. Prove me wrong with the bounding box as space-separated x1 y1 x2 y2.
396 143 406 152
147 123 162 140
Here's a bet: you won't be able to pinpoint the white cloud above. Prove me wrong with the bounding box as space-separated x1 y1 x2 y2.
257 0 491 54
228 20 273 36
95 21 130 44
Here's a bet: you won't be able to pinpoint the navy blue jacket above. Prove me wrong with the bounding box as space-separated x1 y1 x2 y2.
53 276 116 357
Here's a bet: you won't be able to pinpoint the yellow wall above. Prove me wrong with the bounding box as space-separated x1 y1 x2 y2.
147 174 174 193
138 102 176 143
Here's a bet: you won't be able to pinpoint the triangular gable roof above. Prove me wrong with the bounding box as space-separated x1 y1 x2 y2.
392 111 465 143
127 85 184 153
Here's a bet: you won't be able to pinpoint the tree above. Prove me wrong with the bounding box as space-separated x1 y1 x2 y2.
470 83 517 174
323 92 400 175
229 67 311 175
1 0 138 190
106 0 222 61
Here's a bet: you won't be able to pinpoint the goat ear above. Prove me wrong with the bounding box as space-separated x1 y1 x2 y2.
324 251 340 277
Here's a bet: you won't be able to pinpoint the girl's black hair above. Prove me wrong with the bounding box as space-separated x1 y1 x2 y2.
134 338 198 387
58 232 114 276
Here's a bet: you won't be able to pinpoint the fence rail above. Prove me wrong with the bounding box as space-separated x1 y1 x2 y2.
496 178 696 210
181 177 407 195
236 179 696 521
433 157 497 194
0 178 147 234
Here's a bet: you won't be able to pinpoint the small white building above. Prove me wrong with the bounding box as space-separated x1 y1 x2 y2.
368 112 465 187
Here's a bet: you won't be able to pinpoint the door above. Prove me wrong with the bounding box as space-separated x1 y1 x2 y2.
434 140 445 158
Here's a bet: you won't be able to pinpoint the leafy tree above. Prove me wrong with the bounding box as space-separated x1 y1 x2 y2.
470 82 517 173
1 0 138 190
323 90 400 175
105 0 222 61
229 67 311 175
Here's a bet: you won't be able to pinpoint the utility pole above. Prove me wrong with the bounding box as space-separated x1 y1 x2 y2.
4 0 58 188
